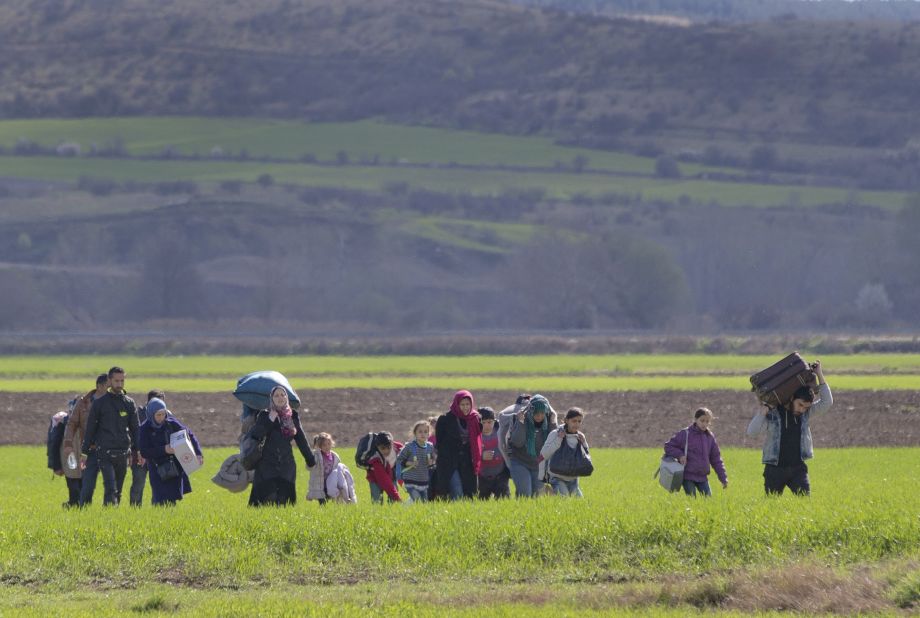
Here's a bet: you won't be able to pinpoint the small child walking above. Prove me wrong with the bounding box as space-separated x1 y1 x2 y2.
395 420 436 502
366 432 403 504
307 432 340 505
477 407 510 499
663 407 728 497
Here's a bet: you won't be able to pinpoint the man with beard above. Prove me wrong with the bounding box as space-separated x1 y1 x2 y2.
747 360 832 496
81 366 138 506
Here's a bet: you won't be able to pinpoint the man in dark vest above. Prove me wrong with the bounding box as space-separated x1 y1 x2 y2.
81 366 139 506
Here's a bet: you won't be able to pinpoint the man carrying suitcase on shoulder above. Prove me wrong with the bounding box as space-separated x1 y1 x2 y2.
747 360 832 496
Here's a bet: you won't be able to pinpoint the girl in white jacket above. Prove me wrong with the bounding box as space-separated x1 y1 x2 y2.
307 433 356 504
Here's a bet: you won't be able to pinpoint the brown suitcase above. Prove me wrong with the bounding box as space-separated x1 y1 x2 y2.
750 352 818 408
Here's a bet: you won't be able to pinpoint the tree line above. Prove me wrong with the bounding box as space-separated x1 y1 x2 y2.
1 181 918 333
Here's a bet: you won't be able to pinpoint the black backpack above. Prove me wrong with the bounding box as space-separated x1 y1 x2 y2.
46 415 68 471
355 432 380 470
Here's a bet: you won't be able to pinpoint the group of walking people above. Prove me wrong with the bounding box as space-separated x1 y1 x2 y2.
236 386 593 506
48 366 202 507
49 360 833 507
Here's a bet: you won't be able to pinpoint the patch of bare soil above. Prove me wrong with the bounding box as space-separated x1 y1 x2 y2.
3 389 919 448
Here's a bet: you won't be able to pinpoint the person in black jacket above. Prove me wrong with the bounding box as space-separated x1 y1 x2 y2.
435 390 482 500
81 366 138 506
248 386 315 506
128 388 165 507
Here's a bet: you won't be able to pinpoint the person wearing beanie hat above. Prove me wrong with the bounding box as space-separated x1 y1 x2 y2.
138 398 203 506
365 431 403 503
477 406 510 499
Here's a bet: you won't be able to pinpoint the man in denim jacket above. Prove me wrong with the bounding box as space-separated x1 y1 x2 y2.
747 360 832 495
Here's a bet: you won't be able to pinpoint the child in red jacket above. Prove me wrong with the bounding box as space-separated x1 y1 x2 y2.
366 432 403 503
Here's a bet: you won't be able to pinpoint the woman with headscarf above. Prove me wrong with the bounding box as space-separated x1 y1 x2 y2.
248 385 315 506
138 398 203 506
434 390 482 500
507 394 555 498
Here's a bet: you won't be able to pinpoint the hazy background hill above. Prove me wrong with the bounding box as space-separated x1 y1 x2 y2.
1 0 920 340
4 0 920 179
512 0 920 23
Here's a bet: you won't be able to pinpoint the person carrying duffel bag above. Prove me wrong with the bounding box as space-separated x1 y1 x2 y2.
540 407 592 498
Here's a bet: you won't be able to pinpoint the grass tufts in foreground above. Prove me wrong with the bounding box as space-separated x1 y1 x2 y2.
1 447 918 589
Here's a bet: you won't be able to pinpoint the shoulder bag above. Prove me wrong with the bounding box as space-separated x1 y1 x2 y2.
548 434 594 477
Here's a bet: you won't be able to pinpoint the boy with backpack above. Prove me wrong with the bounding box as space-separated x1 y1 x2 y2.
47 404 81 508
356 431 402 503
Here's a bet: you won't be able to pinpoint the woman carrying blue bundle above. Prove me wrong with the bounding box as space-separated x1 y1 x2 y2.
138 398 203 506
248 385 315 506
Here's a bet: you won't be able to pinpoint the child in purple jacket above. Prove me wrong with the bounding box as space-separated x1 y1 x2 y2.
664 408 728 497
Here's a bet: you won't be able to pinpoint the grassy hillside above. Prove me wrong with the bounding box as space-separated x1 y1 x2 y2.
0 153 905 207
0 117 675 173
513 0 920 22
0 116 908 208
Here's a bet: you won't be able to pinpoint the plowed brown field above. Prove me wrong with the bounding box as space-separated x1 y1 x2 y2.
5 389 919 448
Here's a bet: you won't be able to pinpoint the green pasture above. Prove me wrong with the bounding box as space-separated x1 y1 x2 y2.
0 587 798 618
0 154 906 209
0 117 682 174
0 354 918 393
0 446 918 614
3 374 919 394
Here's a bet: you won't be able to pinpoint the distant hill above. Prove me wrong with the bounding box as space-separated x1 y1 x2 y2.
3 0 920 163
511 0 920 23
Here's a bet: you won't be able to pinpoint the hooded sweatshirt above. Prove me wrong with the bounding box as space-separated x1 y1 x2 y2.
664 424 727 484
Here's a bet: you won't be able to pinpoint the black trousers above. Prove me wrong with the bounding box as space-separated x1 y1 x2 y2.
249 477 296 506
65 477 82 506
478 470 510 499
99 449 130 506
764 462 810 496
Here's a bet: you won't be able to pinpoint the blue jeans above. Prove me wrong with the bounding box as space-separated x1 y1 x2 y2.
129 462 147 506
550 477 583 498
447 470 464 500
78 451 100 506
509 459 540 498
405 484 429 502
368 482 398 504
682 479 711 497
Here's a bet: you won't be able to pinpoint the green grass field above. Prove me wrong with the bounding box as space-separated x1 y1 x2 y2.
0 153 905 208
1 446 918 615
0 118 909 208
0 354 917 393
0 117 684 174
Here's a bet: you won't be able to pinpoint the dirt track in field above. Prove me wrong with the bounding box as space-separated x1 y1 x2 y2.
4 389 920 448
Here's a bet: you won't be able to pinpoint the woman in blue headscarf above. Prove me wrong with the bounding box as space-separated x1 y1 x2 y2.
138 398 203 506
